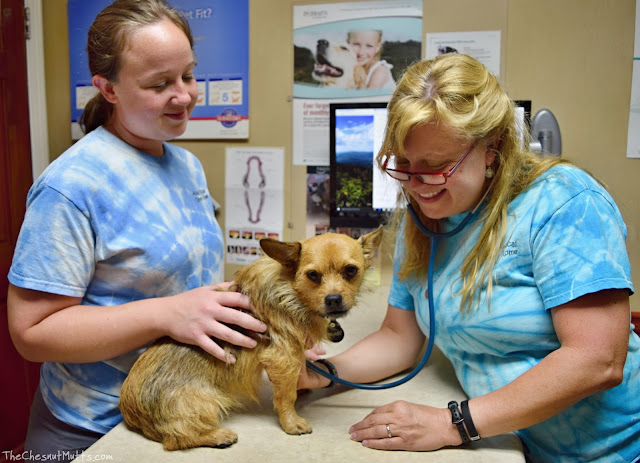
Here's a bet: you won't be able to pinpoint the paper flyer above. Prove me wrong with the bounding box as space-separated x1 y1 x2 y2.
425 30 501 77
225 147 284 265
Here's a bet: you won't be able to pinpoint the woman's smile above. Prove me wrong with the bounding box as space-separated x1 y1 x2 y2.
165 109 189 120
417 189 445 201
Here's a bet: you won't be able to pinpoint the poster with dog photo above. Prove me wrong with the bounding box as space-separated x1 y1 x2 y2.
292 0 423 166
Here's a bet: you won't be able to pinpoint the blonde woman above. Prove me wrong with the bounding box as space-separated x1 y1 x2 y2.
299 54 639 461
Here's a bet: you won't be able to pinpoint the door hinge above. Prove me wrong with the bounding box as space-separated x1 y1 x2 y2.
24 6 31 40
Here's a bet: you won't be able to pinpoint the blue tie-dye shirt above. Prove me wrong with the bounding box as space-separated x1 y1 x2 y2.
9 126 224 434
389 165 639 462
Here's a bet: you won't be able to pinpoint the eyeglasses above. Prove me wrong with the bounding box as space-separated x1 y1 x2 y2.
382 144 476 186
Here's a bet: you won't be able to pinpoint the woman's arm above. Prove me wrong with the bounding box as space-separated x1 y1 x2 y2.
349 288 630 450
8 283 267 364
299 305 425 389
468 288 628 437
367 63 393 89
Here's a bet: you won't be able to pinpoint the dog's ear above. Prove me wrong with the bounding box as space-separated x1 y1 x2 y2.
358 226 383 264
260 238 301 269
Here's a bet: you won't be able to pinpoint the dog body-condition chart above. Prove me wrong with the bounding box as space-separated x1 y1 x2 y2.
225 147 284 265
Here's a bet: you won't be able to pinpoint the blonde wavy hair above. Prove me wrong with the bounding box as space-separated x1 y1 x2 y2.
377 54 569 313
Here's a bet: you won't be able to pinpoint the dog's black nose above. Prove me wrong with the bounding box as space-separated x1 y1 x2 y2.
317 39 328 52
325 294 343 310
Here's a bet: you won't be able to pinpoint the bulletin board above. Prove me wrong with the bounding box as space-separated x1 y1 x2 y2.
67 0 249 140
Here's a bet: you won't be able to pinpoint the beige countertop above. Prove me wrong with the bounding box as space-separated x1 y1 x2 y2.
75 276 524 463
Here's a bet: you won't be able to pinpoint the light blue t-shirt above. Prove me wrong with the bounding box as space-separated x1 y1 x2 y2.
389 165 639 462
9 126 224 434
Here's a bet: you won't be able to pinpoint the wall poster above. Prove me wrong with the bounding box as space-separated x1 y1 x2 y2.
225 147 284 265
68 0 249 140
425 30 501 77
292 0 423 166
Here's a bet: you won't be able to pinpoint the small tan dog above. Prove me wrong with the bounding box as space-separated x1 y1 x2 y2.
119 228 383 450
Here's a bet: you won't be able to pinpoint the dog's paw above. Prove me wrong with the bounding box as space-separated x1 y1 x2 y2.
162 428 239 450
211 429 239 448
281 416 313 435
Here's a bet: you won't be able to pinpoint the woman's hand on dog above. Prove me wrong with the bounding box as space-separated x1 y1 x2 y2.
349 400 459 451
163 285 267 363
304 343 327 361
298 346 331 390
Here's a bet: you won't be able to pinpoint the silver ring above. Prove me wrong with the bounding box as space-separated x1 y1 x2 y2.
386 424 392 438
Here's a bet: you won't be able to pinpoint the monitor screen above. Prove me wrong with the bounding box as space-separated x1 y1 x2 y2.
328 100 532 229
329 102 400 229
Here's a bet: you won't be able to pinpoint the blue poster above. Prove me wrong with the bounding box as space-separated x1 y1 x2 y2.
68 0 249 139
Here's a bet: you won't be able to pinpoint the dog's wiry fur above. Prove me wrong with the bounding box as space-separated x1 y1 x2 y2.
119 229 383 450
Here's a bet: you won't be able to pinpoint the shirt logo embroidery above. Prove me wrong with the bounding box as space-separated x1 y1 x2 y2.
501 241 518 257
193 189 209 202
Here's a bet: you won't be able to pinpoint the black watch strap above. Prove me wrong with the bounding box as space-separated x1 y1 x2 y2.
461 400 481 441
448 401 470 444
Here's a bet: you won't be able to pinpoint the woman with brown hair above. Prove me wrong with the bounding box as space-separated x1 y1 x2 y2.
8 1 265 459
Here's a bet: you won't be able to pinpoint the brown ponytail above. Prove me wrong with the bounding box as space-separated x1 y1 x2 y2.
79 92 113 134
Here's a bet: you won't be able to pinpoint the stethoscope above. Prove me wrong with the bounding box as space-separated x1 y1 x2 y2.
306 195 478 390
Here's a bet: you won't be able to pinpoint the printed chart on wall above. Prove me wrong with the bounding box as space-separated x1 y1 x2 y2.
292 0 423 166
225 148 284 265
68 0 249 140
627 0 640 158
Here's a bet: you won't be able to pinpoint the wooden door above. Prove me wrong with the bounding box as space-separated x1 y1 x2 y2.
0 0 41 457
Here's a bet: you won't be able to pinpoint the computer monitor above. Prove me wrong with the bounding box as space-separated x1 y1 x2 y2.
329 102 399 229
328 100 532 229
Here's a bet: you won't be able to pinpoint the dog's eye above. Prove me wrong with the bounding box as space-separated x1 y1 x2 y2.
344 265 358 279
306 270 321 283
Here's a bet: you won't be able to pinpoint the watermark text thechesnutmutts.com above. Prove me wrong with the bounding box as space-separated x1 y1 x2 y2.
1 450 113 461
